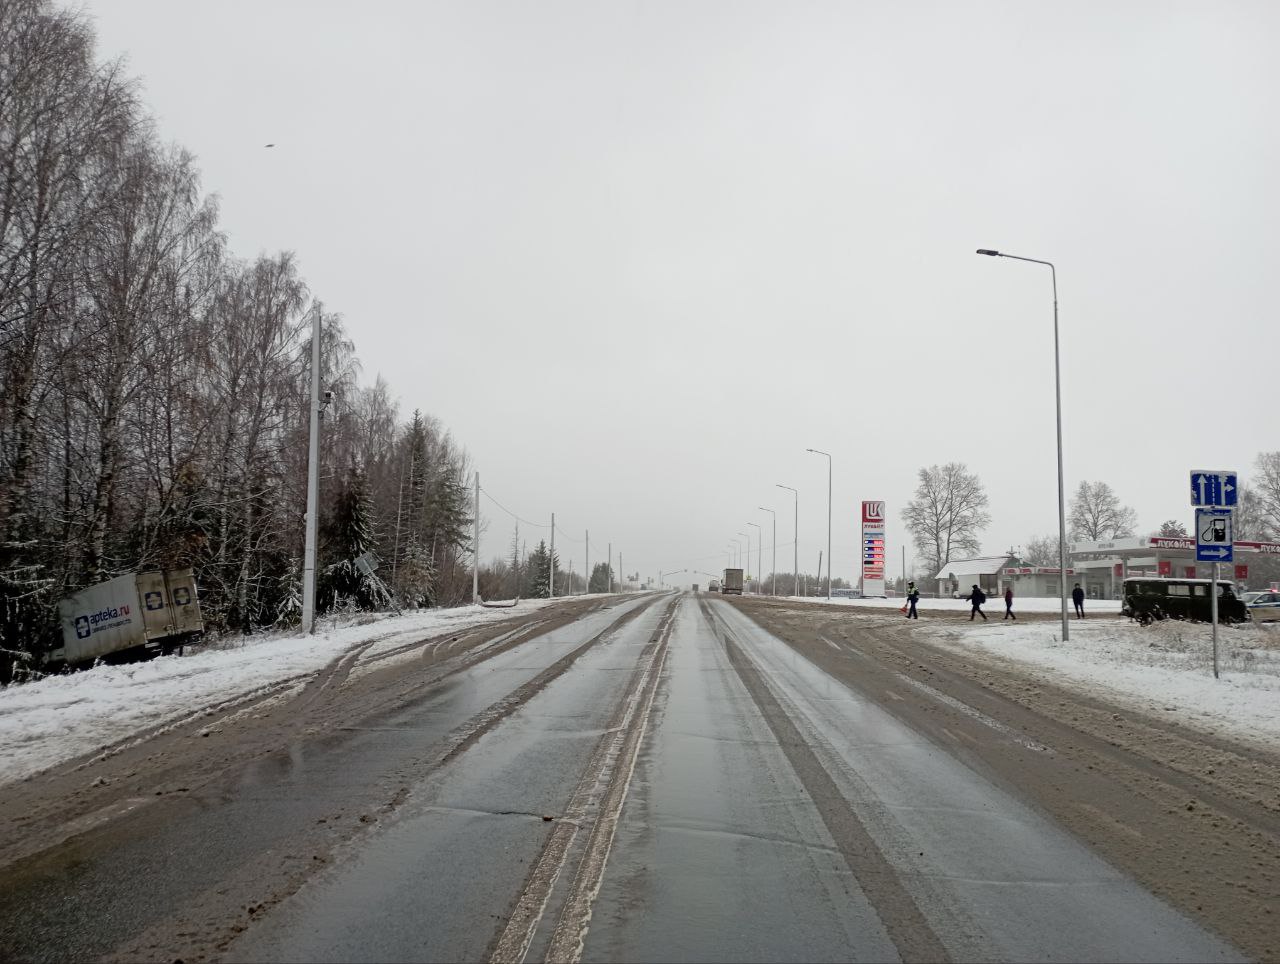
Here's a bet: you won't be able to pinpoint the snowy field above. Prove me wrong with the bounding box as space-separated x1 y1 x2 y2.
0 598 572 788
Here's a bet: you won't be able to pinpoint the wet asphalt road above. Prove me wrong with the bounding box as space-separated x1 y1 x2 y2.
0 593 1247 962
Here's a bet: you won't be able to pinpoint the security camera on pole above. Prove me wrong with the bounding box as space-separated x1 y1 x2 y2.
1191 469 1238 680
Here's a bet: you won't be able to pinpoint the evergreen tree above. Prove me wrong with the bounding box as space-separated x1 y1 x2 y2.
275 556 302 627
320 460 392 611
395 538 435 608
588 562 613 593
526 540 558 598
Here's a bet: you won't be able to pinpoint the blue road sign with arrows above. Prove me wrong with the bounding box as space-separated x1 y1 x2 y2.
1190 470 1237 507
1195 508 1233 563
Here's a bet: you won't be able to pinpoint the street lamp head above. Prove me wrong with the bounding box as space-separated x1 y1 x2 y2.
976 249 1000 256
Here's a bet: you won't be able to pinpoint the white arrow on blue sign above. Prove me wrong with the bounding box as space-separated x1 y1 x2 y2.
1190 470 1237 507
1195 508 1234 563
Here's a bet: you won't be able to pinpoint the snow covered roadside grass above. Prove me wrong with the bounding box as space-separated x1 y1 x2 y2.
923 615 1280 751
0 599 568 788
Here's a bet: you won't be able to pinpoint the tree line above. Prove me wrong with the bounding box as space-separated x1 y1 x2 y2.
0 1 471 681
901 453 1280 581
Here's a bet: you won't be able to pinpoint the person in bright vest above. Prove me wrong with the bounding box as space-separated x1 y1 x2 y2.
905 581 920 619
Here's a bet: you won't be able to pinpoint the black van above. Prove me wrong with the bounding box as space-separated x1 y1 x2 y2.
1121 577 1251 625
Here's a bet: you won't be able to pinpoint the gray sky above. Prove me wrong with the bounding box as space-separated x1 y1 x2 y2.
86 0 1277 586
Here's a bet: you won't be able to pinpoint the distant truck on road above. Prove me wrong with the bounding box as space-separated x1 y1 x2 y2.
721 568 744 595
52 569 205 667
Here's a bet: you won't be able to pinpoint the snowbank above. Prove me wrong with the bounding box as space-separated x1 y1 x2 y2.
0 600 565 787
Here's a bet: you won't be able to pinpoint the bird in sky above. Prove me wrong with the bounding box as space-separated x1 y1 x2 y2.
264 143 275 148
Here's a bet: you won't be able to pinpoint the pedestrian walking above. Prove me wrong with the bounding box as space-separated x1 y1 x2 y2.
905 580 920 619
1072 582 1085 618
1004 586 1015 620
969 584 988 621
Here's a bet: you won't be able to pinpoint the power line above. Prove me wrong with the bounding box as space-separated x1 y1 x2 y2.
480 489 551 530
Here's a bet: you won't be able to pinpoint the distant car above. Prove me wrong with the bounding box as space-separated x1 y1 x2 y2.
1245 590 1280 620
831 588 861 599
708 579 721 593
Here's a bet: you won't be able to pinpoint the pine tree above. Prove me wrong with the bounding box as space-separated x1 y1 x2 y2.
395 539 435 608
588 562 613 593
320 460 392 611
275 556 302 627
527 540 551 598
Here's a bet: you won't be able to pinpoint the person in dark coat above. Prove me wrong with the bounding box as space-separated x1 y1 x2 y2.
1004 586 1015 620
969 584 988 621
905 581 920 619
1072 582 1085 618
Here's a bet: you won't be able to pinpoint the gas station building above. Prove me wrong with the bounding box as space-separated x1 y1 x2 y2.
1065 535 1280 598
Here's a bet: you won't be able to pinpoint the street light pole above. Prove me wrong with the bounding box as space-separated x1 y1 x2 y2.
806 448 833 601
977 248 1069 642
738 531 751 591
777 484 798 597
659 568 686 589
550 512 555 599
472 472 480 604
747 522 762 595
758 507 776 595
301 302 322 634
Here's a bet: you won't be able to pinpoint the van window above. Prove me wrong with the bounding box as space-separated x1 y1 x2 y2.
1193 585 1207 597
1169 584 1190 596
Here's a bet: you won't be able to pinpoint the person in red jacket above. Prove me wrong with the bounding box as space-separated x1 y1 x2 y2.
1004 586 1015 620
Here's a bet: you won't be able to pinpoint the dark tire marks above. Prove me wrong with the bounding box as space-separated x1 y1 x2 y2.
698 597 950 964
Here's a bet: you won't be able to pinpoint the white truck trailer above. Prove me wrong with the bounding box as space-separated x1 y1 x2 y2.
52 569 204 666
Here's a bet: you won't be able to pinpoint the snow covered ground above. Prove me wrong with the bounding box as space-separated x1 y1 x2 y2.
777 592 1280 751
0 599 571 788
926 612 1280 751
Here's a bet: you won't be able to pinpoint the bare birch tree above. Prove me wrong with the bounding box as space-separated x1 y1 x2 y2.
903 463 991 578
1068 481 1137 541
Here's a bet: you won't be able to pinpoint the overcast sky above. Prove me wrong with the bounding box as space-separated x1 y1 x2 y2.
85 0 1277 587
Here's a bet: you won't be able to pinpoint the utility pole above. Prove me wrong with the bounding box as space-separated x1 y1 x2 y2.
584 529 589 595
301 302 322 634
550 512 555 599
608 542 612 593
619 551 624 593
472 472 480 604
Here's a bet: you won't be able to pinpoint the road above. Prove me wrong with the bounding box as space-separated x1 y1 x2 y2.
1 591 1276 962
